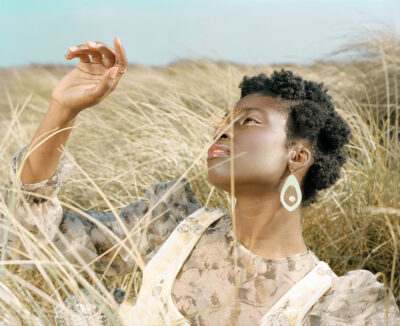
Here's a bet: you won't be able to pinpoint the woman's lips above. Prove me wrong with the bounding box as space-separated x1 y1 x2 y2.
207 143 230 159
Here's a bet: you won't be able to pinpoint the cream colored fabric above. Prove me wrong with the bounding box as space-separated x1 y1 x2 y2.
1 145 74 266
2 146 400 325
120 206 226 326
170 217 320 325
258 261 337 326
121 209 336 326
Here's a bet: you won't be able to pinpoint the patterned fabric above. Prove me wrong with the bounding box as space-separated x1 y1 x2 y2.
54 288 126 326
2 146 400 325
171 216 320 325
303 269 400 325
119 207 227 326
257 261 337 326
2 145 203 275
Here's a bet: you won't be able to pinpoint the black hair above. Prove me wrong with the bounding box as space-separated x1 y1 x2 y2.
238 69 352 207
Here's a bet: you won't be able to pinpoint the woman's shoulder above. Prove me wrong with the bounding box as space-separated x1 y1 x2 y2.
304 267 400 325
144 177 203 223
330 268 386 292
126 177 205 260
112 177 205 239
143 176 231 234
58 177 207 270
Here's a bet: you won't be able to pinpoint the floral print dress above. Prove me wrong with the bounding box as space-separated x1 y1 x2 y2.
2 146 400 325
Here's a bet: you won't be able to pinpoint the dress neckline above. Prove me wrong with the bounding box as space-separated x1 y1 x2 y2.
226 217 314 264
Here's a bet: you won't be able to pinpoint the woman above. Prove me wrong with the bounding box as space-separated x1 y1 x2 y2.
2 37 399 325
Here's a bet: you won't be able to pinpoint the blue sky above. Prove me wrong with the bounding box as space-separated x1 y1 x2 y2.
0 0 399 67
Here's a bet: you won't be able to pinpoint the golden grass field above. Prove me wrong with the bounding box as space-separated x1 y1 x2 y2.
0 29 399 324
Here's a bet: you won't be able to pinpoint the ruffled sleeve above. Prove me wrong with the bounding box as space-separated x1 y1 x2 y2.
55 177 203 274
116 177 203 264
1 145 74 259
2 145 204 275
303 269 400 325
53 178 205 325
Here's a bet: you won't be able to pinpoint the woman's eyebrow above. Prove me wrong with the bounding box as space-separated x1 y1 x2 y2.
240 107 263 114
230 106 264 118
219 107 264 126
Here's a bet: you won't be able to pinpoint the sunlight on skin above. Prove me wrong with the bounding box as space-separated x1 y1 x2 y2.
216 106 245 128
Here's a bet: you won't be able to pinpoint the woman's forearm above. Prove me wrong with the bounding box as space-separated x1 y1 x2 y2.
19 37 127 185
20 101 77 185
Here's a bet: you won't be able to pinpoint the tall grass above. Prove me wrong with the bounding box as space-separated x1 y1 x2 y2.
0 29 399 324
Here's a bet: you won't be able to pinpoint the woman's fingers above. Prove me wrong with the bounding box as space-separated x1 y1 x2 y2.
65 52 91 63
66 42 113 66
84 67 119 100
87 41 116 68
67 43 103 61
114 37 128 75
66 49 102 63
91 53 103 63
65 40 124 69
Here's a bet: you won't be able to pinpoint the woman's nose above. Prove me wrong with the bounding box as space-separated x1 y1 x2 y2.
214 126 233 140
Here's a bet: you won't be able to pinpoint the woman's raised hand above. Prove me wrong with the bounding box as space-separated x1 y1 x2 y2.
51 36 127 117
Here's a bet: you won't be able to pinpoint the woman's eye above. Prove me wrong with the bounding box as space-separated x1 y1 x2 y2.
243 117 257 124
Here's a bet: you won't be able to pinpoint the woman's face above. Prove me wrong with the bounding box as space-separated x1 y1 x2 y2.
207 93 291 193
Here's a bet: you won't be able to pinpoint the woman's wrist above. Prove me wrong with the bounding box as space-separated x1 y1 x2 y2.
48 99 78 124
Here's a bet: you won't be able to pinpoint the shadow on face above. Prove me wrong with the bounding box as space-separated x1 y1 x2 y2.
207 93 292 194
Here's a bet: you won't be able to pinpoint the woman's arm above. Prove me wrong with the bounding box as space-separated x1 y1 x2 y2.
19 102 76 184
304 269 400 325
1 37 127 265
20 36 127 184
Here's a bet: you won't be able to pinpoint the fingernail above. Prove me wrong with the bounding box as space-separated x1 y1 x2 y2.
88 41 96 47
69 46 77 51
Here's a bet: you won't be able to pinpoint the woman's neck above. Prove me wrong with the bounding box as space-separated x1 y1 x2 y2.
232 191 307 260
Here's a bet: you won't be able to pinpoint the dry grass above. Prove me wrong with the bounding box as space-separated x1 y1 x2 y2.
0 29 399 324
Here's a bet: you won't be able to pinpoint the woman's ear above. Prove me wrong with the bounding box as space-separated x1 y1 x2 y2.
288 142 314 171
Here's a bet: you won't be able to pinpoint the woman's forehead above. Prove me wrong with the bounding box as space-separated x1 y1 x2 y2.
228 98 284 118
235 94 284 110
232 94 297 116
215 94 294 127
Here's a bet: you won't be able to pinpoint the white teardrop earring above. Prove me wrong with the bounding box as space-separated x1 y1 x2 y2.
280 167 302 212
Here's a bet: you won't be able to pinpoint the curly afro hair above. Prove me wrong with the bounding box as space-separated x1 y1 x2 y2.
238 69 352 207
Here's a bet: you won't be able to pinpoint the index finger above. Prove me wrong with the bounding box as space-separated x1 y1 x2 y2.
114 37 128 72
87 40 117 68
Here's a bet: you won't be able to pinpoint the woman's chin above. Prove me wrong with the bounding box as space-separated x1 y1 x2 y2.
207 171 235 192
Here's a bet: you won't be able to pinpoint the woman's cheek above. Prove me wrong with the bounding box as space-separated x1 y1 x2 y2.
233 134 287 181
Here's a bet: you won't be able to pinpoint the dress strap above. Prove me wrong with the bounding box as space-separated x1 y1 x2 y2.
119 206 226 326
258 260 337 326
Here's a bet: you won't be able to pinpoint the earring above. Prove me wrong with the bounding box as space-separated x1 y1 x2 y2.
280 166 302 212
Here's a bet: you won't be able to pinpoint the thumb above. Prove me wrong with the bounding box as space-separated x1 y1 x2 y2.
107 66 119 79
85 67 119 99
